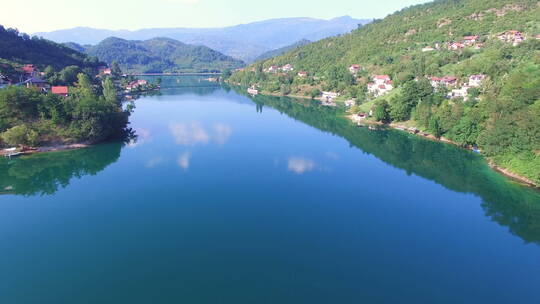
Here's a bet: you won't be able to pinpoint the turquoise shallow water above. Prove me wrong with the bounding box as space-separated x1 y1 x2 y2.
1 79 539 303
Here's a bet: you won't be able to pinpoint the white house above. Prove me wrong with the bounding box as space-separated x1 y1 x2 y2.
282 64 294 72
468 74 486 87
449 86 470 101
463 35 479 46
368 75 393 97
430 76 458 88
497 30 525 46
349 64 361 74
267 66 279 73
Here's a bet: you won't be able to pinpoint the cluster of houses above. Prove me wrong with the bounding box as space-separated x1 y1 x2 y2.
367 75 394 97
422 35 484 52
1 64 70 97
125 79 148 92
266 64 294 73
0 63 131 97
496 30 526 46
429 74 486 101
422 30 537 52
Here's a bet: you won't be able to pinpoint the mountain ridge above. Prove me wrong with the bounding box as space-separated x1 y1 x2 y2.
85 36 244 73
35 16 371 62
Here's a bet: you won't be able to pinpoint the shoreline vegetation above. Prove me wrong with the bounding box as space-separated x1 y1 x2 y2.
345 114 539 188
234 83 538 188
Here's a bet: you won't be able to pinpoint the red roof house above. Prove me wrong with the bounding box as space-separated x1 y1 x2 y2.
51 86 69 97
349 64 361 74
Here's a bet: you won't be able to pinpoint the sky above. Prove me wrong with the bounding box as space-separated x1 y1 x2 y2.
1 0 432 33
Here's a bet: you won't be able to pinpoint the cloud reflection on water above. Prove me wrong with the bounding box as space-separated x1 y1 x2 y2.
177 151 191 170
287 157 316 174
169 122 233 147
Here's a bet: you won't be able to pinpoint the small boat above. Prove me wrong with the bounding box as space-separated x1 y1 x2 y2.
247 88 259 95
4 151 22 158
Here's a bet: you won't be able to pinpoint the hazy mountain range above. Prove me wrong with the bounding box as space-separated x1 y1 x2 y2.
35 16 371 62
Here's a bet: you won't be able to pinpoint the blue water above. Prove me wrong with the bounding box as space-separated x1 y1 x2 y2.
1 81 539 303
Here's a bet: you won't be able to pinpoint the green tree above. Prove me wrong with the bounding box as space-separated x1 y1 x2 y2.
111 61 122 77
74 73 95 99
1 124 38 146
59 65 82 85
102 77 117 104
373 99 391 123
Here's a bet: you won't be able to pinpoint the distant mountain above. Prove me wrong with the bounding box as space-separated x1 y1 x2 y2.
85 37 244 73
35 16 371 62
254 39 312 62
62 42 89 53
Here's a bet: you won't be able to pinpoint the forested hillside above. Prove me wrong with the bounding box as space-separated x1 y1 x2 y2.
0 25 101 71
86 37 245 73
229 0 540 184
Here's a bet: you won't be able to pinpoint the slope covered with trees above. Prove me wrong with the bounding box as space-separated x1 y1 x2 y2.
0 25 101 71
229 0 540 185
0 75 130 147
86 37 245 73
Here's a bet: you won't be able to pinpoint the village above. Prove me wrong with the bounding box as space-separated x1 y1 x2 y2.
243 30 538 110
0 63 159 158
0 64 158 99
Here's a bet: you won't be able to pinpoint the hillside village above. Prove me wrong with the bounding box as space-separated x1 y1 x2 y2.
235 30 537 106
0 63 156 97
228 0 540 185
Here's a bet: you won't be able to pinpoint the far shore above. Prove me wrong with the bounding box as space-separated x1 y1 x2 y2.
129 72 222 76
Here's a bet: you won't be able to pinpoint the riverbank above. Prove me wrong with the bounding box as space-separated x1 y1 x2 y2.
347 115 538 188
1 143 91 158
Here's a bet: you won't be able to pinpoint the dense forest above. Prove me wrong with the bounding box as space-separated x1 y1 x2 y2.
86 37 245 73
228 0 540 184
0 25 101 73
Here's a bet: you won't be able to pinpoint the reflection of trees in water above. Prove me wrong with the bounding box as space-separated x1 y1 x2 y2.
141 76 222 97
0 143 122 196
159 86 221 96
246 91 540 245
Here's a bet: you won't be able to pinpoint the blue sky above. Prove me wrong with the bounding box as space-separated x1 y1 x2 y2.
1 0 432 33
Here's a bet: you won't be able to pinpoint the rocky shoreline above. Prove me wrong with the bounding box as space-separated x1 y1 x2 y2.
1 143 91 158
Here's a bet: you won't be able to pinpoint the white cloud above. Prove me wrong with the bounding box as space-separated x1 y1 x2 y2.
169 122 233 147
169 122 210 147
177 151 191 170
213 123 233 146
326 152 339 160
146 156 165 168
287 157 316 175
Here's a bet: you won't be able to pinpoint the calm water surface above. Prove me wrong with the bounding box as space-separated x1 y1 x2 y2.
1 78 539 303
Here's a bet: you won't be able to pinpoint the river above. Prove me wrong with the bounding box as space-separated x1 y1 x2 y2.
0 76 539 303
